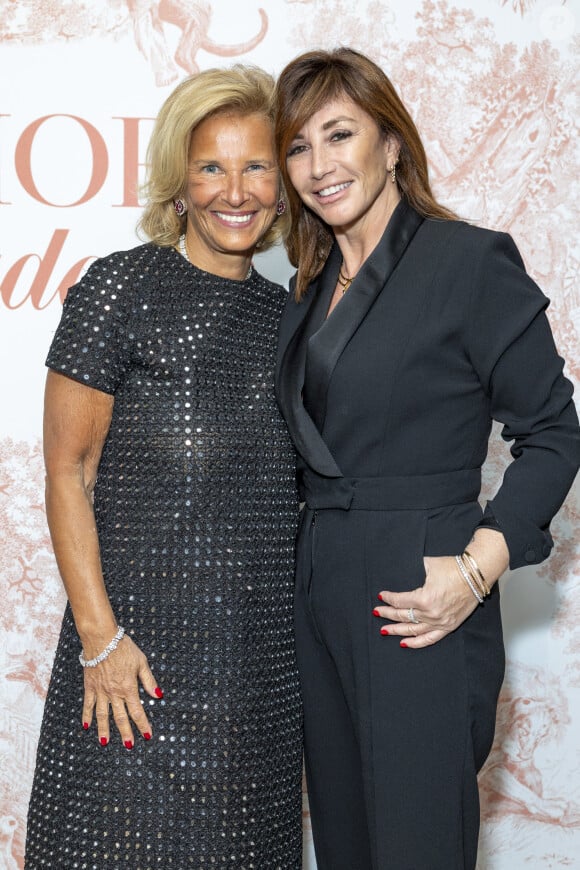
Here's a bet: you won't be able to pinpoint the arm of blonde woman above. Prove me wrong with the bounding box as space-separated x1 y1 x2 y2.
375 528 510 649
44 370 162 746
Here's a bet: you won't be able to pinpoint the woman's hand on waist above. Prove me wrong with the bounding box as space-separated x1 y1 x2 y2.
374 529 509 648
82 633 162 747
374 556 478 648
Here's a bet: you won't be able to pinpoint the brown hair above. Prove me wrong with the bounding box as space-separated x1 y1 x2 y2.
138 64 289 251
275 47 455 299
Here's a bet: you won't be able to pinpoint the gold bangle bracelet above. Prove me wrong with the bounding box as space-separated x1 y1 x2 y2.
463 549 491 597
458 554 487 599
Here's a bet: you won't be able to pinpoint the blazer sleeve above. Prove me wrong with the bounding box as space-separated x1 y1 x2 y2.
465 229 580 569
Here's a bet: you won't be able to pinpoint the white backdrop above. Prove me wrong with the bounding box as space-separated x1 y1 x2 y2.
1 1 579 867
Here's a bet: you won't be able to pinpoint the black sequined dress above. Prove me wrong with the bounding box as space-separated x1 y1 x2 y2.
25 244 302 869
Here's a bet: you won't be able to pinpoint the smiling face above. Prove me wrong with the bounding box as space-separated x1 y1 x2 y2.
183 111 279 276
285 94 400 240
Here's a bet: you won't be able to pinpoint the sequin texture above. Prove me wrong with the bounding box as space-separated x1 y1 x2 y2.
25 244 302 868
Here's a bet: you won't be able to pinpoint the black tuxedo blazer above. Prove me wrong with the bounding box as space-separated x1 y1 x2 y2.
276 200 580 569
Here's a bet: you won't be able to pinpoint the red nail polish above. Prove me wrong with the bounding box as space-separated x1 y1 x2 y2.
400 642 408 648
377 594 383 601
124 740 133 750
143 732 152 741
100 736 108 746
373 608 381 617
82 722 89 730
380 627 389 636
154 687 164 699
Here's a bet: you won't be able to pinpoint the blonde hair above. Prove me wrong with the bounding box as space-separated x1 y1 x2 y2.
139 65 289 250
275 48 455 299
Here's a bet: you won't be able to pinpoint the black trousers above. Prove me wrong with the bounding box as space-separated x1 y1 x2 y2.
295 505 504 870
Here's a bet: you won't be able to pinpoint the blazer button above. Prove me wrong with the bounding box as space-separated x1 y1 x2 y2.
524 548 536 563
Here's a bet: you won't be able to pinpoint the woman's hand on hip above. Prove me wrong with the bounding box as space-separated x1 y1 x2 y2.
374 555 480 649
82 634 162 747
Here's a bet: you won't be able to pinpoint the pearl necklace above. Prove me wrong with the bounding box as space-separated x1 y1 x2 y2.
178 234 253 280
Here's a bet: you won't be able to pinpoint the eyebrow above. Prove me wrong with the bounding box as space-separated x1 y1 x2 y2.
188 158 275 166
292 116 358 140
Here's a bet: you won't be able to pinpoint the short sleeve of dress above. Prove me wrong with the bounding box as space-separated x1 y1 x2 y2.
46 251 137 395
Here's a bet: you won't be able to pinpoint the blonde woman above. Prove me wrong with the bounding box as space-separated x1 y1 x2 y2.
26 66 302 868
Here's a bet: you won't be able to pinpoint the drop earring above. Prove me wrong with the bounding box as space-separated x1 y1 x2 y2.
276 199 286 216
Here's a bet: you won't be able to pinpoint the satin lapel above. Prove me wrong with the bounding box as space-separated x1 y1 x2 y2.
275 253 343 477
304 200 424 430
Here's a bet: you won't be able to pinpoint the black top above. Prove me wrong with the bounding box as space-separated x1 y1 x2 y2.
276 201 580 568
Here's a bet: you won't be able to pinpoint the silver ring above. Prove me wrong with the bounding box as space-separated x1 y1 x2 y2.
407 607 419 624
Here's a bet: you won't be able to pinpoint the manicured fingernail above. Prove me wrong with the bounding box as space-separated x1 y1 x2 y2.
380 627 389 636
373 608 381 617
143 732 152 741
154 687 164 698
82 721 89 730
377 594 383 601
124 740 133 750
400 642 408 648
100 736 108 746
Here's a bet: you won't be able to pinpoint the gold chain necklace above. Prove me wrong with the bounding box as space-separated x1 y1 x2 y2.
337 266 356 294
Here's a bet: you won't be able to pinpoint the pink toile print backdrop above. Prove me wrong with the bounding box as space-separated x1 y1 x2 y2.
1 0 579 867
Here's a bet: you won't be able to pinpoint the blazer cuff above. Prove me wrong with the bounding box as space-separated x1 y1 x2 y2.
486 498 553 569
476 504 503 533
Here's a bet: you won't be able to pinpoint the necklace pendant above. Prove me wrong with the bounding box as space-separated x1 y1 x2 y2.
338 266 355 294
